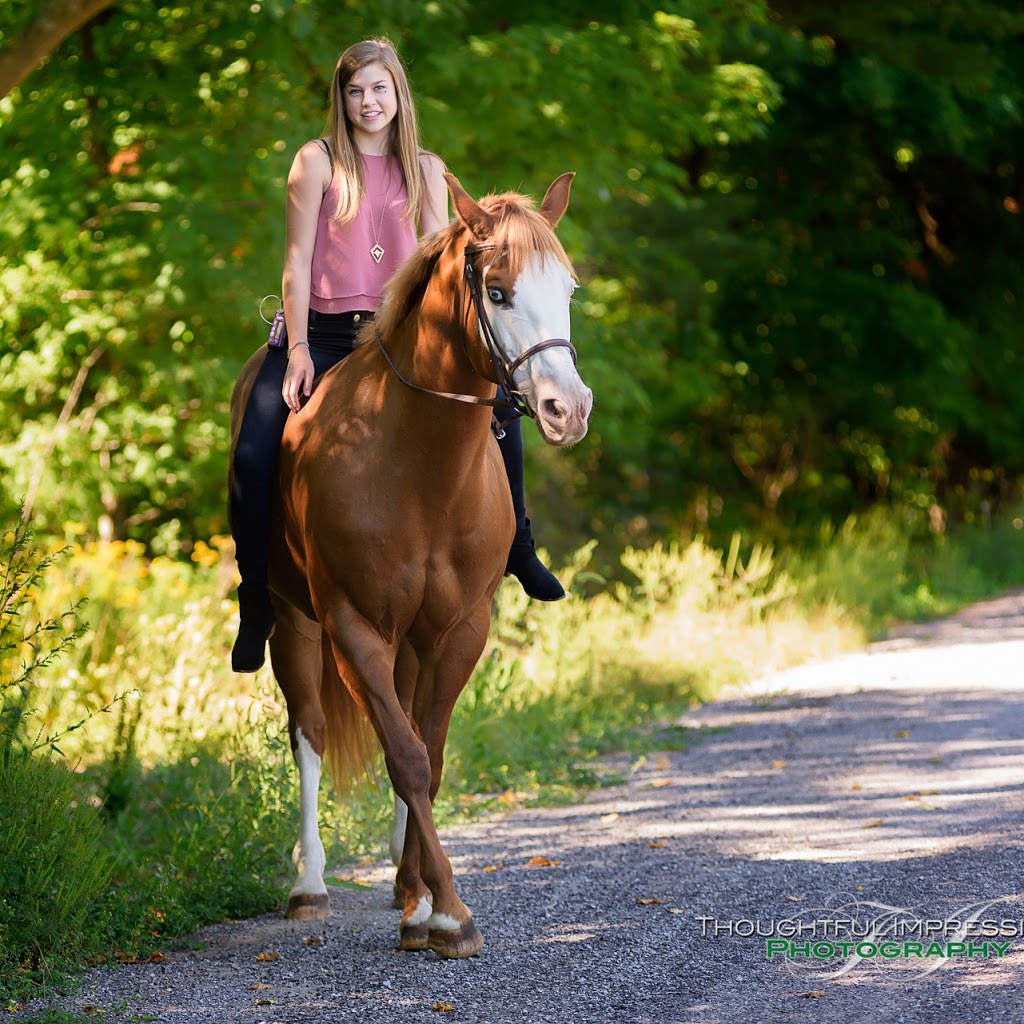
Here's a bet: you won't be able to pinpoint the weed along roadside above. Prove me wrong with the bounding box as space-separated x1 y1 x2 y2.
4 508 1024 1013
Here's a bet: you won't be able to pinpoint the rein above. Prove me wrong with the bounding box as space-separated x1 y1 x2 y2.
375 238 577 436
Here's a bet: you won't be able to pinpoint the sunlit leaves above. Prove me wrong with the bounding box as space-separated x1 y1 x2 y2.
2 0 1020 551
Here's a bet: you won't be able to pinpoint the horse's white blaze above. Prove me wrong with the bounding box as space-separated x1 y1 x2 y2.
289 728 327 897
404 894 433 926
503 256 573 350
490 254 593 445
427 910 464 933
389 794 409 867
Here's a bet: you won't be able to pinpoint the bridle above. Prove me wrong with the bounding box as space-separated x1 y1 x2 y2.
375 238 577 436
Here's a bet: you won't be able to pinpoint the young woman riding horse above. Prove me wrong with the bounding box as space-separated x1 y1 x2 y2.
230 169 591 958
229 37 566 675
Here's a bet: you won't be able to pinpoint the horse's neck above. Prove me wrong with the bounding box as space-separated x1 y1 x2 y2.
387 252 497 406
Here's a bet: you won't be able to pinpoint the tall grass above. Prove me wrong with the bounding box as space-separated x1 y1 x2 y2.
782 504 1024 631
1 520 108 1004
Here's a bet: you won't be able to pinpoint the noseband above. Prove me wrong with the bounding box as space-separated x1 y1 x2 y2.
375 238 577 436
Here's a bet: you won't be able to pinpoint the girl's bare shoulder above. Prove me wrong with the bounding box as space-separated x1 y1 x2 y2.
289 139 333 190
418 150 447 175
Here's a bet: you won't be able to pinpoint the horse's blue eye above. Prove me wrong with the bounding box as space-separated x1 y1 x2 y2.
487 288 505 303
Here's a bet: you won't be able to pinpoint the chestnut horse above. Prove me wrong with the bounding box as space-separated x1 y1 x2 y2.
229 173 592 958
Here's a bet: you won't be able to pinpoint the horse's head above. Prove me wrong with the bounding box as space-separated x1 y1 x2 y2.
446 173 593 446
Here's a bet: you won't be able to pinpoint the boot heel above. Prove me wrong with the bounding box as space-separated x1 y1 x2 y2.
505 525 565 602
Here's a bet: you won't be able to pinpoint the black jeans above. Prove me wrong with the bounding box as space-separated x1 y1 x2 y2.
230 310 369 586
230 310 528 588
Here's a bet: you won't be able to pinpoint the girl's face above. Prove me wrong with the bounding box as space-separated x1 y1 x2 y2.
344 62 399 153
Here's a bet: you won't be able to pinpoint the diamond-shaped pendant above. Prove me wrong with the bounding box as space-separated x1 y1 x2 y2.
370 244 385 264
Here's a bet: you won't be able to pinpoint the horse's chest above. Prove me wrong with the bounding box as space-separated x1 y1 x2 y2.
393 532 502 636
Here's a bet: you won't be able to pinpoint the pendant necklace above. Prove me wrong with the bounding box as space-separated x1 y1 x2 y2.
366 162 394 265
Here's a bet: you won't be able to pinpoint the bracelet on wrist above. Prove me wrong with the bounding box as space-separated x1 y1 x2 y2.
288 340 310 356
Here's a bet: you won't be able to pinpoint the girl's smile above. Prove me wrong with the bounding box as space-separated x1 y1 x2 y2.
344 62 398 153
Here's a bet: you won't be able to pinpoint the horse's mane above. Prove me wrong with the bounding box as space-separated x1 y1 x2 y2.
369 190 576 347
370 226 453 345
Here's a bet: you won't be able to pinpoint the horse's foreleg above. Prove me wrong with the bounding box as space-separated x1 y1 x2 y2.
390 640 432 940
383 729 482 958
268 602 331 921
394 814 434 951
406 616 492 959
322 608 483 957
332 622 480 957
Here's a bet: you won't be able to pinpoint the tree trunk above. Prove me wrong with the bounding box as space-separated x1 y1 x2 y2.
0 0 117 99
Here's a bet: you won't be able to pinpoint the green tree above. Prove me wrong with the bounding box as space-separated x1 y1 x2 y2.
699 1 1024 538
1 1 312 547
545 1 1024 546
1 0 780 552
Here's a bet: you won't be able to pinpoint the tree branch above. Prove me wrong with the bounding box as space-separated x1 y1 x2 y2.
0 0 118 99
22 342 107 523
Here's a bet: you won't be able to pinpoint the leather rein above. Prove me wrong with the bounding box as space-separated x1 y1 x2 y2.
375 239 577 436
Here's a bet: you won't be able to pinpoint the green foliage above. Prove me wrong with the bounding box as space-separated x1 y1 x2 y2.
1 514 86 752
88 731 298 956
0 0 314 550
0 746 111 1002
782 510 918 625
0 509 297 1005
0 512 106 1004
0 1 783 553
691 2 1024 541
782 502 1024 629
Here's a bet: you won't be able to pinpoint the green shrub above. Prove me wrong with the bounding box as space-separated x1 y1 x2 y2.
87 733 297 956
782 510 914 626
0 512 109 1003
0 746 111 1001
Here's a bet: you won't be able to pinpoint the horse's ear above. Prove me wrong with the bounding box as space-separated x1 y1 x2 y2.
538 172 575 228
445 173 496 240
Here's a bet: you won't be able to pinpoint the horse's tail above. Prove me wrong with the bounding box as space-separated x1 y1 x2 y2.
319 631 379 794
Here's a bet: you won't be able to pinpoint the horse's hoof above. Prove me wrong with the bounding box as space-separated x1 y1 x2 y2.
428 918 484 959
286 892 330 921
399 923 429 951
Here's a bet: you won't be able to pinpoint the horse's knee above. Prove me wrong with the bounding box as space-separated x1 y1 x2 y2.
386 746 431 803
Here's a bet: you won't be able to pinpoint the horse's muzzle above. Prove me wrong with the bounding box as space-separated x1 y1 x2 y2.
535 383 593 446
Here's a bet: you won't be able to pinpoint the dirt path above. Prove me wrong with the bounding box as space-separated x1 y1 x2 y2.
25 591 1024 1023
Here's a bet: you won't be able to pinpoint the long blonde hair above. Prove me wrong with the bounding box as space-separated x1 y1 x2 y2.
323 38 424 225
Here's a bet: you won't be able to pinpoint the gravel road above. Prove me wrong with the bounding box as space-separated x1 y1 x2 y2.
21 590 1024 1023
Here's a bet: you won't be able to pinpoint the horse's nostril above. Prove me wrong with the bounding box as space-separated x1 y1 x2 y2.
540 398 567 423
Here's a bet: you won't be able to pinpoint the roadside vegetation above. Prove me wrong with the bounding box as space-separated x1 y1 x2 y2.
3 505 1023 1010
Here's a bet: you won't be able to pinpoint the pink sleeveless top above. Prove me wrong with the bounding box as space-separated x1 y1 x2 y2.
309 152 418 314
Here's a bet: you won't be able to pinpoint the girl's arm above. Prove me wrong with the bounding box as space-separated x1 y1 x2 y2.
418 152 450 236
281 140 331 412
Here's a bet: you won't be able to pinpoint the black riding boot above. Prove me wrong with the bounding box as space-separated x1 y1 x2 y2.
497 415 566 602
231 581 276 673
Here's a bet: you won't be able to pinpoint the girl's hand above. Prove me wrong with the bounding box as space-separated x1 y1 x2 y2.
282 347 314 412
